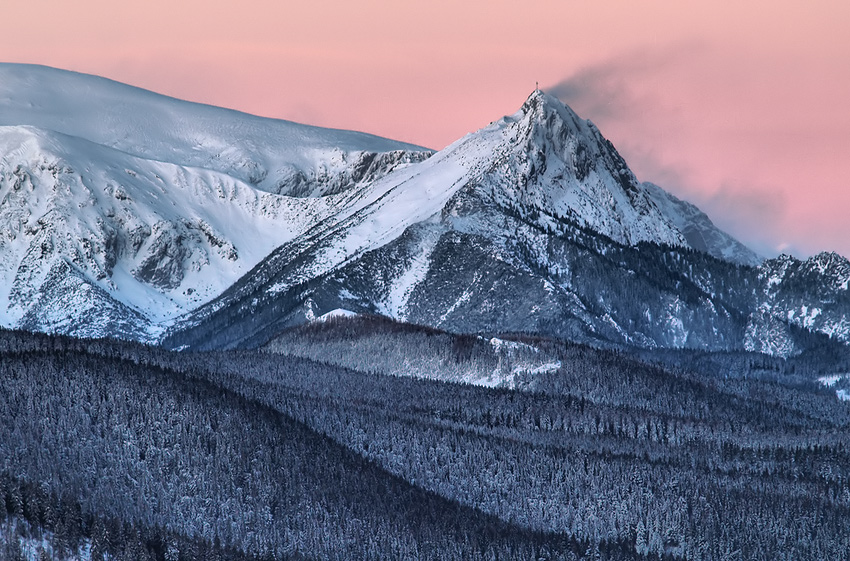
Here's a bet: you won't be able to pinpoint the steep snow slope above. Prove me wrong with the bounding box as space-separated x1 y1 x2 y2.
643 182 763 266
0 125 352 337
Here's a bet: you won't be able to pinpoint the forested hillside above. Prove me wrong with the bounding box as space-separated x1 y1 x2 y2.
0 329 591 560
2 326 849 559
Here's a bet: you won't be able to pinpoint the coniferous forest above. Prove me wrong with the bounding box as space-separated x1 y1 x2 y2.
1 321 849 560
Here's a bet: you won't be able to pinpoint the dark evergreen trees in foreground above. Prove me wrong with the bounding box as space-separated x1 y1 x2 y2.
1 325 849 559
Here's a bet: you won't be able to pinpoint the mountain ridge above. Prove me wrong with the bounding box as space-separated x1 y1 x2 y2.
0 63 432 191
162 90 848 356
1 64 847 358
642 181 763 266
0 64 432 338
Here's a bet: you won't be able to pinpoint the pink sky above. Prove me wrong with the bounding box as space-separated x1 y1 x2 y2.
3 0 849 258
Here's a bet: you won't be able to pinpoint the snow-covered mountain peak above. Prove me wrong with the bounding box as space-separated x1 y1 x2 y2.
766 253 797 266
799 252 850 292
515 89 621 163
760 251 850 293
809 251 850 274
448 90 688 248
501 91 762 265
518 88 590 131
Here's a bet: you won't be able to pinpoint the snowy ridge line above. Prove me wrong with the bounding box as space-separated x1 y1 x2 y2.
167 89 850 355
0 63 430 194
252 133 502 301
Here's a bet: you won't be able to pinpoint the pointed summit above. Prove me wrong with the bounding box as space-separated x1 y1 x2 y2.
505 90 761 266
519 88 587 125
513 89 634 185
462 90 688 248
522 86 550 108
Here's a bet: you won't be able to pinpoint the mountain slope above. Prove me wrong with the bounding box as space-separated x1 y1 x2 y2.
643 181 763 266
159 93 726 347
0 64 430 339
470 91 688 247
2 66 844 354
747 252 850 352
